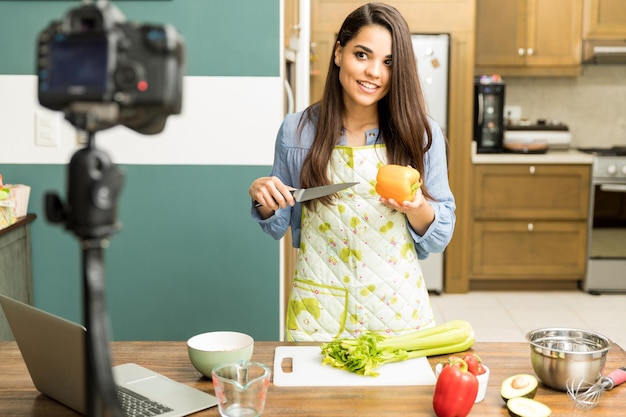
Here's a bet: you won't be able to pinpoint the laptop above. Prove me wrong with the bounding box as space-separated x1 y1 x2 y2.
0 293 218 416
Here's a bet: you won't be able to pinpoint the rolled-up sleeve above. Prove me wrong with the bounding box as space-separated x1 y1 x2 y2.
250 113 308 245
409 120 456 259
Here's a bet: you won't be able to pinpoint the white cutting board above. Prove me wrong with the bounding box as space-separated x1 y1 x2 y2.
273 346 436 387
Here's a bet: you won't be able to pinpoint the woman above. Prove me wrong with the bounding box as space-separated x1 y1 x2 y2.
249 3 455 341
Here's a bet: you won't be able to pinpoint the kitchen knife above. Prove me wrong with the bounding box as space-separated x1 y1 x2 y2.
254 182 358 207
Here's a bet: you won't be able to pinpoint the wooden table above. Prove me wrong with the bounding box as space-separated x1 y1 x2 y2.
1 341 625 416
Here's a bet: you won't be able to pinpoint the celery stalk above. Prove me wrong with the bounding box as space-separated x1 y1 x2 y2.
377 320 473 351
376 320 471 346
404 331 475 359
320 320 475 376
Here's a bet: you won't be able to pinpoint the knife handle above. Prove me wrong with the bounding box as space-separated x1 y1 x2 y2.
253 189 296 208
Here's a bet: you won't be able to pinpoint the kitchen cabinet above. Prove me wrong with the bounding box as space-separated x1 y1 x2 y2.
583 0 626 38
475 0 583 76
470 165 590 289
0 214 35 340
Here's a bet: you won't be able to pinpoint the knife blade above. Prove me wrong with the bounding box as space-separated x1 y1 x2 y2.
292 182 359 202
254 182 358 207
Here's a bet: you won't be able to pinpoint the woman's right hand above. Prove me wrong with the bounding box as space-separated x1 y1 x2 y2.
249 176 296 215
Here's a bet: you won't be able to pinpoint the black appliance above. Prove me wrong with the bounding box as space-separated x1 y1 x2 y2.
474 75 505 153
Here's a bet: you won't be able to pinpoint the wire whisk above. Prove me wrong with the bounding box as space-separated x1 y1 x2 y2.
566 366 626 409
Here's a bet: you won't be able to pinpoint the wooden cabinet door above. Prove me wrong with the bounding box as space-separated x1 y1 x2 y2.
584 0 626 37
470 164 590 283
471 220 587 278
526 0 583 67
473 164 591 220
475 0 583 75
475 0 526 66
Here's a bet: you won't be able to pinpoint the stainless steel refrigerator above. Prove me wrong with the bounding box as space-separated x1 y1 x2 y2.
411 33 450 294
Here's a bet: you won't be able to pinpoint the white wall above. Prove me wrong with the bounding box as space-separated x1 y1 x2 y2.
0 75 283 166
505 66 626 148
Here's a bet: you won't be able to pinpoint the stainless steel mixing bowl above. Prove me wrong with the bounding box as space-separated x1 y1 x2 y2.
526 327 612 391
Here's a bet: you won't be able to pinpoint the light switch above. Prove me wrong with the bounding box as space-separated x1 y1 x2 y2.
35 110 60 147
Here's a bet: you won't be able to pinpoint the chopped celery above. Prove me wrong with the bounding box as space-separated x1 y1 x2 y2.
320 320 475 376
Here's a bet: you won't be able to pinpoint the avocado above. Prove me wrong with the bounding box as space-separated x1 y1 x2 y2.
500 374 539 402
507 397 551 417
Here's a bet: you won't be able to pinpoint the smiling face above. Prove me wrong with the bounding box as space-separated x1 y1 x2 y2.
334 24 392 112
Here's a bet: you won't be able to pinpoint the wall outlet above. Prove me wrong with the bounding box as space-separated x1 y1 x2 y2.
35 110 60 147
504 105 522 121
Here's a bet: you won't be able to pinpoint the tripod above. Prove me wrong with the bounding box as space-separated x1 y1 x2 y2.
46 129 125 417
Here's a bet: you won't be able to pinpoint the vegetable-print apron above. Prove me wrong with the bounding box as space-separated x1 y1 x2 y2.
285 144 435 342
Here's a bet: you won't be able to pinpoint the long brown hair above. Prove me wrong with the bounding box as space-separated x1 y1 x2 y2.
299 2 433 208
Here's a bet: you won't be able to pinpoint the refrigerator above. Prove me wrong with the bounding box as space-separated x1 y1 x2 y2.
411 33 450 294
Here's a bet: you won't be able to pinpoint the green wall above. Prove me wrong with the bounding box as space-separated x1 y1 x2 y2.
0 0 279 76
1 163 279 341
0 0 281 341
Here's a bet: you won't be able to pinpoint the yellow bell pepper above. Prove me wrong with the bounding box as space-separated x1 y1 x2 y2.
375 164 422 202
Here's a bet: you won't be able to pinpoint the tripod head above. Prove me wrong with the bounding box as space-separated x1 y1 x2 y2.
45 131 124 241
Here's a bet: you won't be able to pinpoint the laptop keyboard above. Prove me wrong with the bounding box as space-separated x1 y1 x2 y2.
117 385 174 417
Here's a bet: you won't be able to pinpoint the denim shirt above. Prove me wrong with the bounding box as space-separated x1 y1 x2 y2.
251 110 456 260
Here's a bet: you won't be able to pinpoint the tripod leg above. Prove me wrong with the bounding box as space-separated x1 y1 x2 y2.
83 242 124 417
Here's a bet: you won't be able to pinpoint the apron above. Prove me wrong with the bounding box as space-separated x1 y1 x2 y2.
285 144 435 342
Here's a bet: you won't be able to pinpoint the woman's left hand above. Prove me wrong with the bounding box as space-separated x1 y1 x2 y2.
379 186 426 212
380 188 435 235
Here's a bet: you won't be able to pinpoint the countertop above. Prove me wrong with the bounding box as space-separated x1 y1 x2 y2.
1 340 625 416
0 213 36 236
471 142 595 165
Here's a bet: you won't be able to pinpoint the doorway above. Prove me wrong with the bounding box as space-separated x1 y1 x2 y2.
280 0 310 340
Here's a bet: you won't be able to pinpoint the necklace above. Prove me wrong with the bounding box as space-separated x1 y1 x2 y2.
341 126 377 146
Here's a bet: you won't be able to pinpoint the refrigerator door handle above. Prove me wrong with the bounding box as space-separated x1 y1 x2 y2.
284 79 295 114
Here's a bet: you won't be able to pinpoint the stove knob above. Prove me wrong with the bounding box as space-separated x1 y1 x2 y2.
622 165 626 176
607 164 617 175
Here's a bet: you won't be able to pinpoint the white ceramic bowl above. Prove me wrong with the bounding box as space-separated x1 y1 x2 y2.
435 363 490 403
187 331 254 378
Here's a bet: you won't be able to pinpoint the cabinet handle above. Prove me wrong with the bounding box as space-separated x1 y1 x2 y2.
528 223 534 232
518 47 525 56
529 166 536 175
527 48 534 56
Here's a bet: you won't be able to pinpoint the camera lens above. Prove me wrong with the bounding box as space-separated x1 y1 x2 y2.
80 18 97 32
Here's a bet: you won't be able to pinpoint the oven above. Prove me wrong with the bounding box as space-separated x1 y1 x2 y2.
578 146 626 294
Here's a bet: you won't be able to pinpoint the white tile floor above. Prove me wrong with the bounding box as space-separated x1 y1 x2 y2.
429 291 626 349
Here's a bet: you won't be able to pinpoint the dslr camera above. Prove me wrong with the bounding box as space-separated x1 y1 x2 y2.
36 0 185 134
